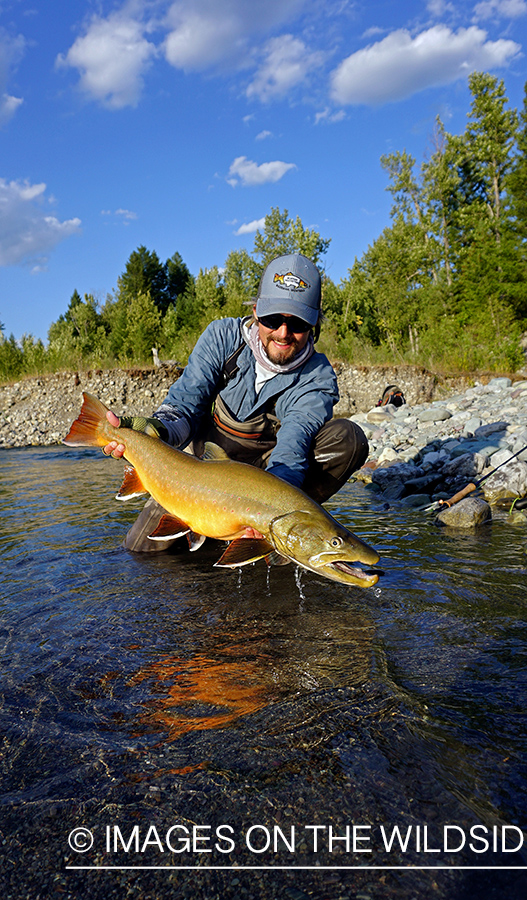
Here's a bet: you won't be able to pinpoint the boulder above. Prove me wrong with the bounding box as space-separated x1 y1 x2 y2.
481 459 527 504
436 497 492 528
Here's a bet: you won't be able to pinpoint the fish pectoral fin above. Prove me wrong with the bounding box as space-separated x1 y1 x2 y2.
187 531 206 552
116 465 148 500
202 442 230 461
214 537 274 568
264 551 291 567
148 514 191 541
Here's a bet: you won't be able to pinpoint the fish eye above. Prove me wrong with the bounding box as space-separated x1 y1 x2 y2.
329 537 343 548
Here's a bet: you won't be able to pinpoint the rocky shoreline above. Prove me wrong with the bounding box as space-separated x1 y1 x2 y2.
0 362 489 449
1 365 527 523
351 375 527 525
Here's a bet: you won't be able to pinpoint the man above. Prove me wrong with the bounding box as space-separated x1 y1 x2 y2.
104 253 368 551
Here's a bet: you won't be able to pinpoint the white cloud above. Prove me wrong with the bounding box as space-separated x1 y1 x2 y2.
256 130 273 140
0 29 25 125
246 34 323 102
0 179 81 267
362 25 386 39
227 156 297 186
56 11 156 109
163 0 305 72
101 208 138 224
115 208 138 221
473 0 527 19
56 1 311 107
427 0 456 15
0 93 23 126
314 107 346 125
235 217 266 234
330 25 521 105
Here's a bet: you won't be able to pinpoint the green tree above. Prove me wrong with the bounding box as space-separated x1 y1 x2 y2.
116 245 193 317
120 290 161 364
222 248 258 318
252 207 330 275
48 291 109 364
21 335 48 374
506 79 527 296
464 72 518 238
0 333 23 379
118 246 167 313
194 267 225 321
166 251 194 309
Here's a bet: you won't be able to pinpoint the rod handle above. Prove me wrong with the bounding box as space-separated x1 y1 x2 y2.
440 483 477 508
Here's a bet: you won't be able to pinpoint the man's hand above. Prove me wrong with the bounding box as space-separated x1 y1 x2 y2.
102 411 168 459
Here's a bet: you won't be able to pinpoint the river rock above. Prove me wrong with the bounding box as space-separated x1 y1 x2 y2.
463 416 483 435
487 377 512 390
442 452 486 482
3 366 527 513
436 497 492 528
418 406 452 423
508 510 527 527
481 459 527 503
366 407 395 424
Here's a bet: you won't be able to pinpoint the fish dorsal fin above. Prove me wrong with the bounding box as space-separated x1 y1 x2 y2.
116 465 148 500
214 537 274 568
202 442 230 461
187 531 206 552
148 514 191 541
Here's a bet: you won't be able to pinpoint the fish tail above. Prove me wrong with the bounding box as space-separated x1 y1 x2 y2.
63 392 110 447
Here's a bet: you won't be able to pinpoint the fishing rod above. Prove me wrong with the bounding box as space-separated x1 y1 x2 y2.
426 441 527 512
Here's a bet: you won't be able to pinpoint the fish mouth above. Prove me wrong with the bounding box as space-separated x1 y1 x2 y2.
307 546 380 586
324 560 380 587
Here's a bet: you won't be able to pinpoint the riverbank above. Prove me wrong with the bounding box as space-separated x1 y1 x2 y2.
351 375 527 514
0 362 510 449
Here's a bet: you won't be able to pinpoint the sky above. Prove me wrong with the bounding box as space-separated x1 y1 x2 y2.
1 0 527 342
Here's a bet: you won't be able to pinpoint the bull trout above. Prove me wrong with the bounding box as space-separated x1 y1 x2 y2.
64 392 380 587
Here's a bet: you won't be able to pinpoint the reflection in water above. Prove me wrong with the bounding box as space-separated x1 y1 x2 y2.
130 645 277 742
125 606 374 754
1 446 526 891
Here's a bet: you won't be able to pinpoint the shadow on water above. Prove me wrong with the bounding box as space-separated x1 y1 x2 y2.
0 446 526 898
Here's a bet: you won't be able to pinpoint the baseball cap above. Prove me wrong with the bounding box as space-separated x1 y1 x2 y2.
255 253 321 327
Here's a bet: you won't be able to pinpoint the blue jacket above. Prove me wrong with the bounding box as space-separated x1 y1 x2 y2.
157 317 339 487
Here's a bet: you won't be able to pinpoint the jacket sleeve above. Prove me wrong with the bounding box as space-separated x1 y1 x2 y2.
265 359 338 487
154 319 239 446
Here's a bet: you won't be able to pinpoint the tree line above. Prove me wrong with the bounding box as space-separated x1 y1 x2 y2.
1 71 527 381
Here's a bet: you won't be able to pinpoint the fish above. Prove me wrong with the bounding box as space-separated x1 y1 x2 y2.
63 392 380 587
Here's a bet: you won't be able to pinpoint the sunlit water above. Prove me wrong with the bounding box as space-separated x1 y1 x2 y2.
1 446 526 898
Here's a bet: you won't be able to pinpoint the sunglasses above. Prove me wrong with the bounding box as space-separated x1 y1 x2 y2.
258 313 311 333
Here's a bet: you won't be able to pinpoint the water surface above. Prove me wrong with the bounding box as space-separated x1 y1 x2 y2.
1 446 526 899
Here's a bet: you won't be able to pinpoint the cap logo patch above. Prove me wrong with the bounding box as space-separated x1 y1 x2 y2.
273 271 310 292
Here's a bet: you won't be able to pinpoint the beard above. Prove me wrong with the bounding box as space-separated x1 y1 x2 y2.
260 331 307 365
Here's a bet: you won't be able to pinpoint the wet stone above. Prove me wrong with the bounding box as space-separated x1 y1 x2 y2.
436 497 492 528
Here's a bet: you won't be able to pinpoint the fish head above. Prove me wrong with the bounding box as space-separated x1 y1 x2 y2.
269 510 380 587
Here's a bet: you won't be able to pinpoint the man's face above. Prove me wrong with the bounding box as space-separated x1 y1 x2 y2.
254 306 311 366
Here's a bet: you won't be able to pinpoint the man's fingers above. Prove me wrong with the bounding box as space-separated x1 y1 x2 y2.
106 410 120 427
103 440 125 458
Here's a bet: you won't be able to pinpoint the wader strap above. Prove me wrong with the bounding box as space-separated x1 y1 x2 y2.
220 341 246 389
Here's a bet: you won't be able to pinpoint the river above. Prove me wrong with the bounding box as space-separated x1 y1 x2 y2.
0 446 526 899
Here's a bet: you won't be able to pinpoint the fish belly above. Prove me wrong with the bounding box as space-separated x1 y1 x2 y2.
127 448 267 540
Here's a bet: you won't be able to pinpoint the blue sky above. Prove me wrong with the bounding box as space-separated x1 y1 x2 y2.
1 0 527 342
